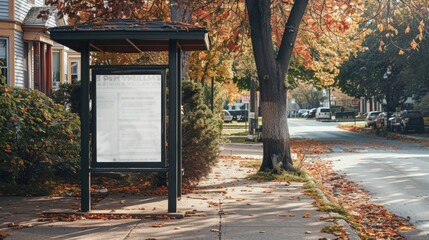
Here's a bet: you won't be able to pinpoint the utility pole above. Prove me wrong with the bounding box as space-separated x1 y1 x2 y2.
248 78 256 141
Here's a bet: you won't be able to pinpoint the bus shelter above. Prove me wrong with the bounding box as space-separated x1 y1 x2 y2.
49 20 209 213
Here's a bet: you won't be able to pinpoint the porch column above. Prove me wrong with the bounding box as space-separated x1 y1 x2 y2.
46 44 52 93
33 42 41 92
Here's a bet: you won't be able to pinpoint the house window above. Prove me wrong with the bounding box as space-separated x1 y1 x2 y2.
71 60 80 83
0 38 8 85
52 52 60 90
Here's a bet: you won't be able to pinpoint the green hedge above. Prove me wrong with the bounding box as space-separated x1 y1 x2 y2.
0 87 80 194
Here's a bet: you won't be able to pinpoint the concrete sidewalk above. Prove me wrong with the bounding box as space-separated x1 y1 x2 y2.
1 153 346 239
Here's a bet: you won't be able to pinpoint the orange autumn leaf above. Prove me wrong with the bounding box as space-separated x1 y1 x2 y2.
150 222 165 228
0 232 11 237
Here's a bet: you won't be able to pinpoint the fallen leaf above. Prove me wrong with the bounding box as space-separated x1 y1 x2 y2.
0 232 11 237
150 222 165 228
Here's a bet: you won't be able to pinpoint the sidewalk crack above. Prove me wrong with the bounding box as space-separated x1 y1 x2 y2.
123 219 142 240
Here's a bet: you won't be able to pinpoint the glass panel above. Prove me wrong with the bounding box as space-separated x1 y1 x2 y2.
52 52 61 90
0 39 7 67
63 52 68 82
409 112 423 118
71 61 78 74
52 52 60 82
71 61 79 82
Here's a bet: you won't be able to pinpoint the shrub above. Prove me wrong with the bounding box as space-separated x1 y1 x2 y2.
50 82 81 115
0 86 80 194
182 81 224 184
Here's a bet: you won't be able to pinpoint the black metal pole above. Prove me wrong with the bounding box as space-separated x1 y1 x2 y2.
80 42 91 212
177 48 182 199
249 78 255 139
211 77 214 112
168 40 178 212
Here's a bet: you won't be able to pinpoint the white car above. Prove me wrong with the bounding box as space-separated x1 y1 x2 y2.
315 107 331 121
223 110 233 123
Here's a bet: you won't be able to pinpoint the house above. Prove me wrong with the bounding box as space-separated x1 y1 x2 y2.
0 0 80 94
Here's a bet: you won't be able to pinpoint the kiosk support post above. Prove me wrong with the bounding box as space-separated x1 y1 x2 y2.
177 49 182 199
80 43 91 212
168 40 179 212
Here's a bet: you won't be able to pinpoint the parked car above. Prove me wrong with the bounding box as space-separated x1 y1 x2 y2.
287 110 298 118
301 110 310 118
389 110 424 133
306 108 317 118
387 112 399 131
374 112 394 129
298 109 309 117
315 107 331 121
229 110 248 122
222 110 233 123
365 111 381 128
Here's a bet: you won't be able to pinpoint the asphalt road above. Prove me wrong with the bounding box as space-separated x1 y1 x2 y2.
288 118 429 239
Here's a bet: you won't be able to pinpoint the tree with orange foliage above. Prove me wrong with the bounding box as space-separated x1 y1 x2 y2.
245 0 368 171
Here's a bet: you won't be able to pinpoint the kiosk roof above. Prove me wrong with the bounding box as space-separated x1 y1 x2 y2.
49 19 209 52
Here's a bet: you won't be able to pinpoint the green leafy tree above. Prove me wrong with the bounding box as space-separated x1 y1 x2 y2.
337 21 426 111
289 83 324 109
182 80 223 184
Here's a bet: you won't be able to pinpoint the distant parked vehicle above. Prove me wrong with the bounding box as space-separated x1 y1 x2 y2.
315 107 331 121
298 109 309 117
306 108 317 118
288 110 298 118
374 112 394 129
301 110 310 118
389 110 424 133
365 111 381 128
222 110 233 123
387 113 399 131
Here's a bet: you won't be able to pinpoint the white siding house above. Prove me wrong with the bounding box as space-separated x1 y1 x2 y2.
0 0 79 94
0 0 9 19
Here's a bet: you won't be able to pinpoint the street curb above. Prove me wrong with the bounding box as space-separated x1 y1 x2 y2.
308 179 360 240
42 210 185 219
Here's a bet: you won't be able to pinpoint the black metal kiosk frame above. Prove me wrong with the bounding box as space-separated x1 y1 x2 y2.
49 20 209 213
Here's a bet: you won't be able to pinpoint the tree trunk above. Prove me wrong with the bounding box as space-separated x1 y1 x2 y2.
246 0 308 171
260 76 293 171
170 0 192 80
